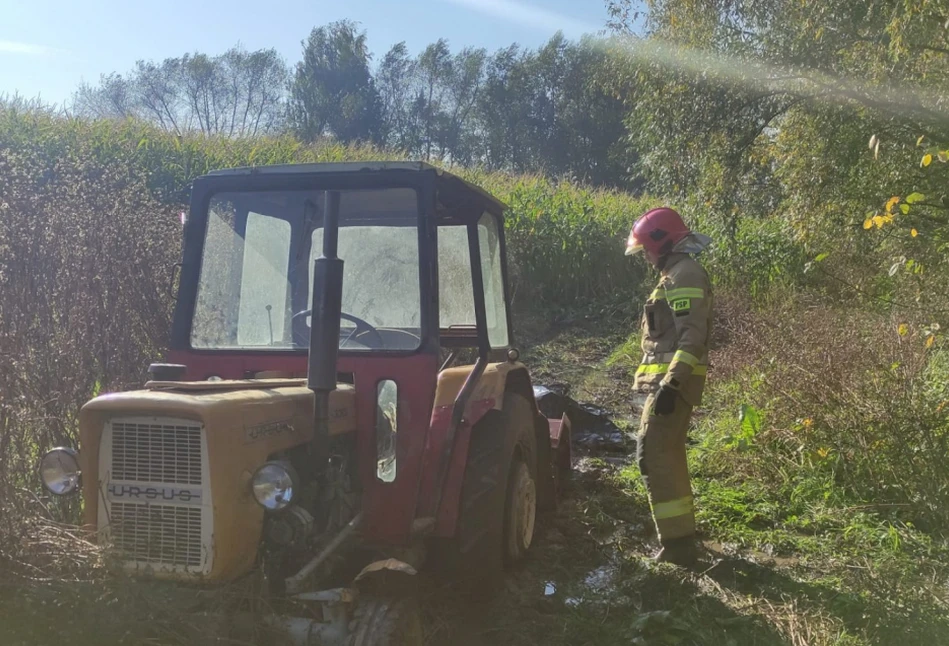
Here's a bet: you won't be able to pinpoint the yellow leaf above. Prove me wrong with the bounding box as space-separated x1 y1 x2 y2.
926 335 935 349
873 215 885 228
911 228 919 237
922 154 933 167
863 218 873 230
939 151 949 163
917 135 925 147
802 418 813 428
885 196 900 213
817 447 830 458
898 323 909 336
881 213 894 224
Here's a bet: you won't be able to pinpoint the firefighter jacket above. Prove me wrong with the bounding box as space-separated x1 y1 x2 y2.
634 253 713 406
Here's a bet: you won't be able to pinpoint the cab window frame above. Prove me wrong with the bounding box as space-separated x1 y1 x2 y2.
172 171 436 358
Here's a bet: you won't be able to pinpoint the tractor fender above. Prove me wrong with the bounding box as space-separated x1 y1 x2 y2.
352 558 419 597
426 361 554 535
431 361 538 429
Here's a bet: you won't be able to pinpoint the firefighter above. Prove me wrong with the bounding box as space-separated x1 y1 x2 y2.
625 207 713 567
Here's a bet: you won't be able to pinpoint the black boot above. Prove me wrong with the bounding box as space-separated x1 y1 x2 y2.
654 535 698 567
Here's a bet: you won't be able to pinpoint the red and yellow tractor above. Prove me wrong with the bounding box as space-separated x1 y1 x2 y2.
38 162 572 644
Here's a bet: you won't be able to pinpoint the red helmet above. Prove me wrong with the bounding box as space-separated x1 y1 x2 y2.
625 208 691 259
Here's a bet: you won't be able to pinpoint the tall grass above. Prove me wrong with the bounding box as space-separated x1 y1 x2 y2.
465 171 659 310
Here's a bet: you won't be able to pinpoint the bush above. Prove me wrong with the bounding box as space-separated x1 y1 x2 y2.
0 137 178 495
698 291 949 535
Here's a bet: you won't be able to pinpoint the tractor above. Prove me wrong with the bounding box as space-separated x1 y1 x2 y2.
37 162 573 644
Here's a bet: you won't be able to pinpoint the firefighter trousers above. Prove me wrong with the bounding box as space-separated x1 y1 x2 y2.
636 391 696 542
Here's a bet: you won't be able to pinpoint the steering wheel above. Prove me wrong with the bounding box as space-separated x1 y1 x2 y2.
291 309 386 349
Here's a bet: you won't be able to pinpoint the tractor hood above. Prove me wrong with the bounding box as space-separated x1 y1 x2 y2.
77 379 355 582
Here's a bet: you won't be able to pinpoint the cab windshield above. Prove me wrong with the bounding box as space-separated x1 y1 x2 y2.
190 187 422 351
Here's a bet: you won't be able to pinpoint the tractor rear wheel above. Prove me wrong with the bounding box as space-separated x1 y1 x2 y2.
443 392 537 596
503 454 536 564
349 597 423 646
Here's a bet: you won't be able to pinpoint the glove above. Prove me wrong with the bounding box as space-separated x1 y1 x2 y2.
653 383 678 416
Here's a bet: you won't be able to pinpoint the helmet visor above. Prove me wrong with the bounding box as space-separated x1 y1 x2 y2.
625 232 644 256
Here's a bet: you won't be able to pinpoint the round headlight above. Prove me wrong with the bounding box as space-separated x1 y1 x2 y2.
39 447 80 495
251 462 296 511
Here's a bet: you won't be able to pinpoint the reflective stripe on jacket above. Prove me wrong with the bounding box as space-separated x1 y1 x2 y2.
634 253 713 406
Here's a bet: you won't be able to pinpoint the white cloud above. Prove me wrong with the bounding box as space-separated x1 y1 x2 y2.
439 0 598 38
0 39 57 56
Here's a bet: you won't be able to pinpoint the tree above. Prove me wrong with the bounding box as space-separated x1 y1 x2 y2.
218 47 288 136
73 73 137 120
531 34 633 187
377 40 485 164
604 0 949 306
180 53 222 135
377 42 416 150
73 45 287 137
478 44 536 171
135 59 186 134
470 35 634 187
414 39 453 160
70 23 637 189
288 20 382 143
441 47 487 166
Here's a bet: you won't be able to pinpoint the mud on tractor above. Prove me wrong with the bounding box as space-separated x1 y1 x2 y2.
38 162 573 644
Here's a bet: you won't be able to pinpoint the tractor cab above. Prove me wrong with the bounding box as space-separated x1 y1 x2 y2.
39 162 571 645
174 161 507 362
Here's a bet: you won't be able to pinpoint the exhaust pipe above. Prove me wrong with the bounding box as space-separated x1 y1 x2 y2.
308 190 343 475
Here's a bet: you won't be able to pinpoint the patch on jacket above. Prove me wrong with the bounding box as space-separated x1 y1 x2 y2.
671 298 691 314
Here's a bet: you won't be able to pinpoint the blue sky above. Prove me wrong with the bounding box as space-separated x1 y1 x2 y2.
0 0 612 108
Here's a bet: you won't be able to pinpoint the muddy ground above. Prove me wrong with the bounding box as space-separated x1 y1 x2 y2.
419 451 806 646
418 317 744 646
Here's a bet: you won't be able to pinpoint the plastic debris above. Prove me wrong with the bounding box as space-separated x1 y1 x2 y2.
533 385 628 452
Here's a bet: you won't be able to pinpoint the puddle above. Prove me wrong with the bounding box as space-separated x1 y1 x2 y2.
583 565 616 591
593 524 645 548
544 582 556 596
562 564 621 607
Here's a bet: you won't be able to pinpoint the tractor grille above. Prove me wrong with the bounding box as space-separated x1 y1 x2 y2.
111 420 203 485
101 417 211 573
110 503 203 567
